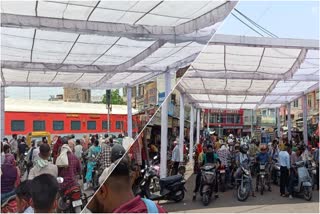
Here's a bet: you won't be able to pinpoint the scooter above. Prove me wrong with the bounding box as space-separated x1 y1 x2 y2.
57 177 88 213
217 165 226 192
139 166 186 202
291 161 313 201
200 164 217 206
306 158 317 190
271 159 281 185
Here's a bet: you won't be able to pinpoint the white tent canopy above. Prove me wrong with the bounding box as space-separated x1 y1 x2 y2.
177 34 319 109
0 0 237 89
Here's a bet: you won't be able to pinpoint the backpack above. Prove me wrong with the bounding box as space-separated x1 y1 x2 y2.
141 198 159 213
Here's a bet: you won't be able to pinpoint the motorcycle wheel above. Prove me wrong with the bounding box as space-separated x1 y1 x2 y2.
202 192 210 206
260 177 265 195
74 206 82 213
237 182 250 202
303 186 312 201
220 174 226 192
172 190 185 202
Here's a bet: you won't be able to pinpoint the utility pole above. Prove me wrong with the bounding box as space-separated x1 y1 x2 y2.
106 90 111 134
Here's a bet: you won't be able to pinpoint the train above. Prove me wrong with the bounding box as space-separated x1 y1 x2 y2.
3 98 140 139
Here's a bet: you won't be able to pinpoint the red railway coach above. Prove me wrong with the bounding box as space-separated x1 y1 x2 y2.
4 98 139 139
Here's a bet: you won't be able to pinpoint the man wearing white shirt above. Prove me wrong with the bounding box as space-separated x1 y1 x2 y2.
278 144 291 197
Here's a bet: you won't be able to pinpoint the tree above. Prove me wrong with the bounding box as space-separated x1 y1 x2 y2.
102 89 126 105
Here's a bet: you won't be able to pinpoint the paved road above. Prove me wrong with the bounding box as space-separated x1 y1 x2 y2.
159 167 319 213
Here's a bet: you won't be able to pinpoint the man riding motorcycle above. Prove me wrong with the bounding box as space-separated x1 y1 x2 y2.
193 144 221 200
255 144 272 192
234 143 255 197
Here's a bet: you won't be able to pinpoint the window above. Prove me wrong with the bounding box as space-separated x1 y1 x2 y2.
87 121 96 130
102 121 111 130
227 114 235 123
71 121 81 130
293 100 299 107
235 115 241 124
53 121 64 131
11 120 25 131
116 121 123 130
33 120 45 131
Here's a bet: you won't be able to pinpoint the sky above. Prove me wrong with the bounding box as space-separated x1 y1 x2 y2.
5 0 320 100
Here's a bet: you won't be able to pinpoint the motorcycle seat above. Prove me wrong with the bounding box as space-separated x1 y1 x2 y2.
63 185 81 195
160 175 182 186
1 195 16 207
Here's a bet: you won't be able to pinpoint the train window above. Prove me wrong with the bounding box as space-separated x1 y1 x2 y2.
53 121 64 131
116 121 123 130
87 121 96 130
71 121 81 130
33 120 45 131
11 120 25 131
102 121 111 130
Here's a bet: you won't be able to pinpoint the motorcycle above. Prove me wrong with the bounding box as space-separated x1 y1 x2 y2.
236 165 251 202
306 158 317 190
217 165 226 192
200 164 217 206
291 160 313 201
1 195 17 213
256 163 268 195
57 177 88 213
91 162 101 191
139 166 186 202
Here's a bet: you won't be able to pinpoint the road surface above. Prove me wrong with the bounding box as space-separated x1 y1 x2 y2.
159 165 319 213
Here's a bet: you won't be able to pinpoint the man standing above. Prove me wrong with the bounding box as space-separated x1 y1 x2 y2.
278 144 291 197
57 143 81 191
9 134 18 160
28 143 58 180
96 137 112 172
86 157 166 213
171 141 180 175
30 174 59 213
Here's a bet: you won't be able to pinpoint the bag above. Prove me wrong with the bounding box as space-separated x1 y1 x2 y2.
141 198 158 213
56 145 72 167
56 152 68 167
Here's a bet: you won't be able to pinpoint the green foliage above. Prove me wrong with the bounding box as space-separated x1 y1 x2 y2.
102 89 126 105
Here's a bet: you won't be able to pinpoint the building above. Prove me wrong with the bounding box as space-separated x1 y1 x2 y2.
63 87 91 103
204 109 244 137
280 90 319 128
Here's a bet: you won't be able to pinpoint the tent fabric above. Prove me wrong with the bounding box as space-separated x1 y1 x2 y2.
178 34 319 109
0 1 237 89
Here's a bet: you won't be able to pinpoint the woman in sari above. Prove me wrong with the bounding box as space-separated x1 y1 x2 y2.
1 153 20 203
84 140 101 190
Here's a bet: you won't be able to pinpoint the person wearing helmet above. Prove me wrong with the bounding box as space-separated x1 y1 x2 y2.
255 144 272 192
234 143 255 197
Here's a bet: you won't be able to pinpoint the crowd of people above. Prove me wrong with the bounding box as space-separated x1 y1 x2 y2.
0 133 127 213
192 131 319 200
1 129 319 213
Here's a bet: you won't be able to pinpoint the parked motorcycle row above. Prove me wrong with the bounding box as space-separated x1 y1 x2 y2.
131 148 317 208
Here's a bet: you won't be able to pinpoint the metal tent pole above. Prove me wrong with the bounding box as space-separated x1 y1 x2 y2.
160 72 171 178
127 87 132 138
196 109 200 144
0 85 5 140
302 95 308 145
179 93 185 162
189 105 194 163
287 103 292 142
